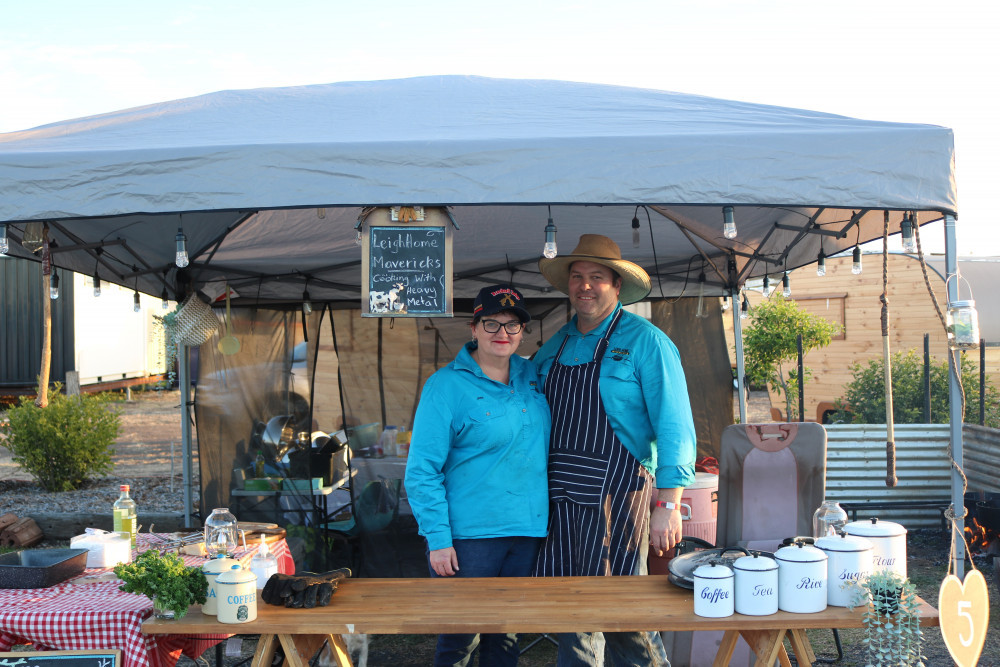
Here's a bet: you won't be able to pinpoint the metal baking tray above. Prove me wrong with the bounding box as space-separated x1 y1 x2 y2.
0 547 89 588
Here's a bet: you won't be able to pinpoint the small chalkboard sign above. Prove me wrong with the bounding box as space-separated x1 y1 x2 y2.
0 650 122 667
362 209 453 317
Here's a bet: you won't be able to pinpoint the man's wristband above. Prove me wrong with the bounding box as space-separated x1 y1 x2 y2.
655 501 677 510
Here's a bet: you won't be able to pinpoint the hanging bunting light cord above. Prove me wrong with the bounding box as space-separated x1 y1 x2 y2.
880 211 898 487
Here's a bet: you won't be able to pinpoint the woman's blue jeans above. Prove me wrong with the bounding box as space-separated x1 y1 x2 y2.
429 536 542 667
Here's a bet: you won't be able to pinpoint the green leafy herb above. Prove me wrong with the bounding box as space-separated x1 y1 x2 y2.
114 549 208 619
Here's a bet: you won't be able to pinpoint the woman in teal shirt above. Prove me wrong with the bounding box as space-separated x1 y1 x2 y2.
406 284 550 667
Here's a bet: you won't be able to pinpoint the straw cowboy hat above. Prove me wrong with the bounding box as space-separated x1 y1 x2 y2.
539 234 651 305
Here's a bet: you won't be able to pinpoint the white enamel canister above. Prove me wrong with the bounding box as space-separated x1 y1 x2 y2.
733 552 778 616
215 564 257 623
692 560 734 618
202 555 239 615
775 541 828 613
842 517 907 579
814 532 874 607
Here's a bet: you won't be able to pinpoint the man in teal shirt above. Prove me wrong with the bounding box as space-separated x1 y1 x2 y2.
535 234 696 667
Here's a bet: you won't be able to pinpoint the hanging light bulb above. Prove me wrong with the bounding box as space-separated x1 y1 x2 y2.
175 228 189 268
93 271 101 297
852 245 862 274
740 292 750 319
782 272 791 297
133 290 141 313
900 212 917 253
302 287 313 315
723 206 737 240
543 207 558 259
722 294 731 312
816 249 826 277
0 223 8 255
631 209 641 248
161 287 169 310
695 272 707 318
49 272 60 300
762 275 771 297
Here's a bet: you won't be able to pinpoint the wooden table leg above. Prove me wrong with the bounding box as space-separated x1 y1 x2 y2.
786 628 816 666
739 629 792 667
251 633 354 667
713 630 740 667
251 634 279 667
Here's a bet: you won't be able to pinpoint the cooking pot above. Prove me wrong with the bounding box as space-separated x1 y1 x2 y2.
666 538 754 589
975 499 1000 532
693 560 734 618
775 541 827 613
733 551 778 616
815 531 873 607
842 517 907 578
261 415 304 462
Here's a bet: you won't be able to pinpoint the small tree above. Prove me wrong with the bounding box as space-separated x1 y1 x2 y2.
0 383 122 491
742 295 841 421
832 349 1000 427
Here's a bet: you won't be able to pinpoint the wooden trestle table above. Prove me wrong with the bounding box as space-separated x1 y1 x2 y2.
142 575 940 667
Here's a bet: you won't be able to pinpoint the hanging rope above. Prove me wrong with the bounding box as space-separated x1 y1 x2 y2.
881 211 897 487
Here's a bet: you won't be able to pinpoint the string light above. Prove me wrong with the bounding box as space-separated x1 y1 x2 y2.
721 295 731 312
0 223 8 255
762 275 771 297
302 286 313 316
631 208 641 248
782 272 791 297
852 245 862 275
900 212 916 253
543 206 558 259
695 272 707 318
723 206 737 239
161 287 169 310
49 272 60 300
816 248 826 277
740 292 750 319
175 228 189 268
133 290 141 313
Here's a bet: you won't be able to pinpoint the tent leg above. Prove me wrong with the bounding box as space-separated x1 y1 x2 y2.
179 343 194 529
945 214 965 579
732 288 747 424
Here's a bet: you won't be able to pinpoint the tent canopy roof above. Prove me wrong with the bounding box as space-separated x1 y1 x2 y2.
0 76 957 303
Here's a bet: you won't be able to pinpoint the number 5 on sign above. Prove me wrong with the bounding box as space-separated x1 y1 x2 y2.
939 570 989 667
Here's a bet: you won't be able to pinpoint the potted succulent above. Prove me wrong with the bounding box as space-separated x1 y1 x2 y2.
114 549 208 619
850 569 925 666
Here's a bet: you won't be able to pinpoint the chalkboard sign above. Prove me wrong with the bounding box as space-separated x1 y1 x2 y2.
362 215 453 317
0 650 122 667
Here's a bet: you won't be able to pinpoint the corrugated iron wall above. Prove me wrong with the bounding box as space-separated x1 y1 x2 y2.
963 424 1000 494
0 258 75 388
825 424 951 529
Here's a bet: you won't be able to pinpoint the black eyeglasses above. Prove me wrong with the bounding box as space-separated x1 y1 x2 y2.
480 319 523 334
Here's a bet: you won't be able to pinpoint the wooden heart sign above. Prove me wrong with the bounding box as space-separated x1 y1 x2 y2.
939 570 989 667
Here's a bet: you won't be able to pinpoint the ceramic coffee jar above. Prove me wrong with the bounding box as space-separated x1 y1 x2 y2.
215 564 257 623
693 560 734 618
775 541 828 613
843 517 907 578
733 551 778 616
815 531 874 607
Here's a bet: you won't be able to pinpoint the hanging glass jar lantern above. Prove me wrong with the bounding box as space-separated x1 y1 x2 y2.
204 507 239 558
946 274 980 351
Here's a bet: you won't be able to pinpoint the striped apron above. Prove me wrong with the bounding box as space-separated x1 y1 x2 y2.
536 310 655 576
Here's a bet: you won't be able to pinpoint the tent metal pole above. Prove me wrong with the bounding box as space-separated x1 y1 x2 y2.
178 343 194 529
732 287 747 423
944 214 965 578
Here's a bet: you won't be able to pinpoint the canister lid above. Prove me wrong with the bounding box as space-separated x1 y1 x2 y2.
775 541 828 563
203 556 240 574
815 532 874 552
686 472 719 490
843 517 907 537
692 560 733 579
733 552 778 572
217 564 256 585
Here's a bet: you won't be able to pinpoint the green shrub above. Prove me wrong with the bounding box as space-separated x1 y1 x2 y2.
832 349 1000 427
0 383 122 491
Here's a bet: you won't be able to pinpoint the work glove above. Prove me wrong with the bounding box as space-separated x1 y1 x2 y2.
260 568 351 608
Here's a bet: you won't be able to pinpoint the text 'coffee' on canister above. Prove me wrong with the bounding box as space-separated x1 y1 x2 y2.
215 564 257 623
693 560 734 618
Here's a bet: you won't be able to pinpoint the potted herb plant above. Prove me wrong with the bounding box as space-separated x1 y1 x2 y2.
114 549 208 619
850 569 926 666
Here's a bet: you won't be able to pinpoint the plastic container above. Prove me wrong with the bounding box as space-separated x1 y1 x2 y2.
113 484 138 547
680 472 718 544
249 535 279 590
380 426 399 457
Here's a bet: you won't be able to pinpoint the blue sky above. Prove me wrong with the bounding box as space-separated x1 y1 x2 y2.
2 0 995 254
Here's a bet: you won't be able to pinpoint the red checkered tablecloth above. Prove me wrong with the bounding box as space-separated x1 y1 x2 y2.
0 534 294 667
